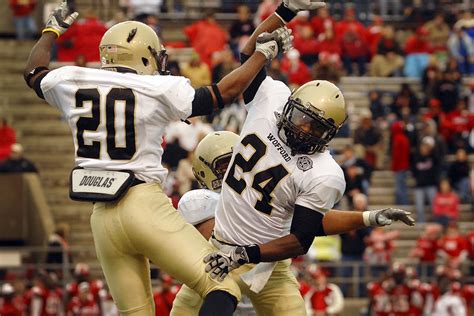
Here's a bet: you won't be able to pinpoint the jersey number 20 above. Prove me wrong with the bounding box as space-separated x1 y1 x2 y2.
225 134 288 215
75 88 136 160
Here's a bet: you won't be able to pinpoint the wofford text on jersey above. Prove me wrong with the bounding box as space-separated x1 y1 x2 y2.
267 133 292 162
79 176 115 188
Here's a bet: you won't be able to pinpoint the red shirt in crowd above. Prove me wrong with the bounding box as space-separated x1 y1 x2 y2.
67 280 104 302
391 121 410 172
367 282 391 316
57 17 107 62
25 286 62 316
307 285 339 314
310 15 335 37
404 35 432 54
66 294 100 316
318 36 342 56
441 110 474 140
414 236 439 262
293 35 319 56
153 286 179 316
437 235 468 259
280 58 311 86
0 122 16 161
466 231 474 260
432 192 460 220
389 284 412 316
184 19 228 67
0 298 22 316
9 0 35 17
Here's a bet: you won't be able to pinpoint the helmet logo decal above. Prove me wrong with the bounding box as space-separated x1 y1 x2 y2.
127 28 138 43
296 156 313 172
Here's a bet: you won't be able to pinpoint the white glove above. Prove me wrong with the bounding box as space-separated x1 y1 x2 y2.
255 27 293 60
43 1 79 38
283 0 326 13
204 246 250 282
363 208 415 227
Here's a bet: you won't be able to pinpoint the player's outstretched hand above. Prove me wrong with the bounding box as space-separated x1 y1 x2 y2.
43 1 79 38
283 0 326 13
366 208 416 227
204 246 250 282
255 27 293 61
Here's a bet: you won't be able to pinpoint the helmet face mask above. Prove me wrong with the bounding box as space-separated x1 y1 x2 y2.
277 80 347 156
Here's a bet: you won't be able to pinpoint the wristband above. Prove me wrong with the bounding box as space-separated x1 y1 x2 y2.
211 84 225 109
244 245 261 264
42 28 61 38
275 3 297 24
362 211 371 227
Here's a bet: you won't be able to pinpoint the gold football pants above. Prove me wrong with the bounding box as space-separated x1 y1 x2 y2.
90 183 240 315
171 259 306 316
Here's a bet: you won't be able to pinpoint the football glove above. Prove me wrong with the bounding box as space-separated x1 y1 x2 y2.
364 208 415 227
283 0 326 13
255 27 293 60
43 1 79 38
204 246 250 282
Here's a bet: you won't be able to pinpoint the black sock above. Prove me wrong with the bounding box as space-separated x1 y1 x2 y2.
199 290 237 316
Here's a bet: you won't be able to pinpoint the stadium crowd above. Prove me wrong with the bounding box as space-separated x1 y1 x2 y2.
2 0 473 315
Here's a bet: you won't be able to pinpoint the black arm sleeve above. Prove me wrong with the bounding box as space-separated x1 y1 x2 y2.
290 204 326 253
190 87 215 117
241 53 267 104
32 71 49 100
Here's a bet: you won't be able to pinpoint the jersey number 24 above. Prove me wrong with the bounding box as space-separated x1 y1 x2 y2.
225 133 289 215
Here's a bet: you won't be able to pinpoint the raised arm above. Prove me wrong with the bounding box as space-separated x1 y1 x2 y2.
24 2 78 91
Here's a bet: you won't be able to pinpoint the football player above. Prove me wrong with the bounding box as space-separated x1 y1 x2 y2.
202 2 415 312
23 1 292 315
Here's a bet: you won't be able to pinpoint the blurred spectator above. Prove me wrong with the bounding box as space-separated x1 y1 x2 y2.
74 54 87 67
339 193 371 296
184 10 228 67
307 235 341 266
46 223 72 275
432 283 467 316
366 16 384 56
57 9 107 62
165 117 214 153
432 179 460 228
304 265 344 315
105 10 127 28
267 59 288 84
175 151 198 195
421 56 442 104
254 0 279 25
447 148 471 203
0 283 22 316
343 164 366 207
391 83 419 117
411 137 440 223
310 6 335 38
448 24 474 75
434 71 459 113
211 48 237 82
127 0 163 20
441 99 474 152
0 118 16 162
423 12 450 52
369 25 404 77
353 111 383 169
312 52 342 84
364 227 399 278
153 274 178 316
229 4 255 59
404 27 432 78
340 145 372 184
410 224 442 277
316 28 342 64
338 8 368 76
144 14 161 38
293 25 319 66
66 263 105 311
368 91 386 121
367 278 392 316
66 282 100 315
0 144 37 173
386 262 412 316
180 52 211 88
9 0 37 40
280 49 312 88
25 272 63 316
437 222 468 269
287 10 311 35
390 121 410 205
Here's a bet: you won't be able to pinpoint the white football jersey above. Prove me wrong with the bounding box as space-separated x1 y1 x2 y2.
40 66 195 183
214 77 346 245
177 189 219 225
